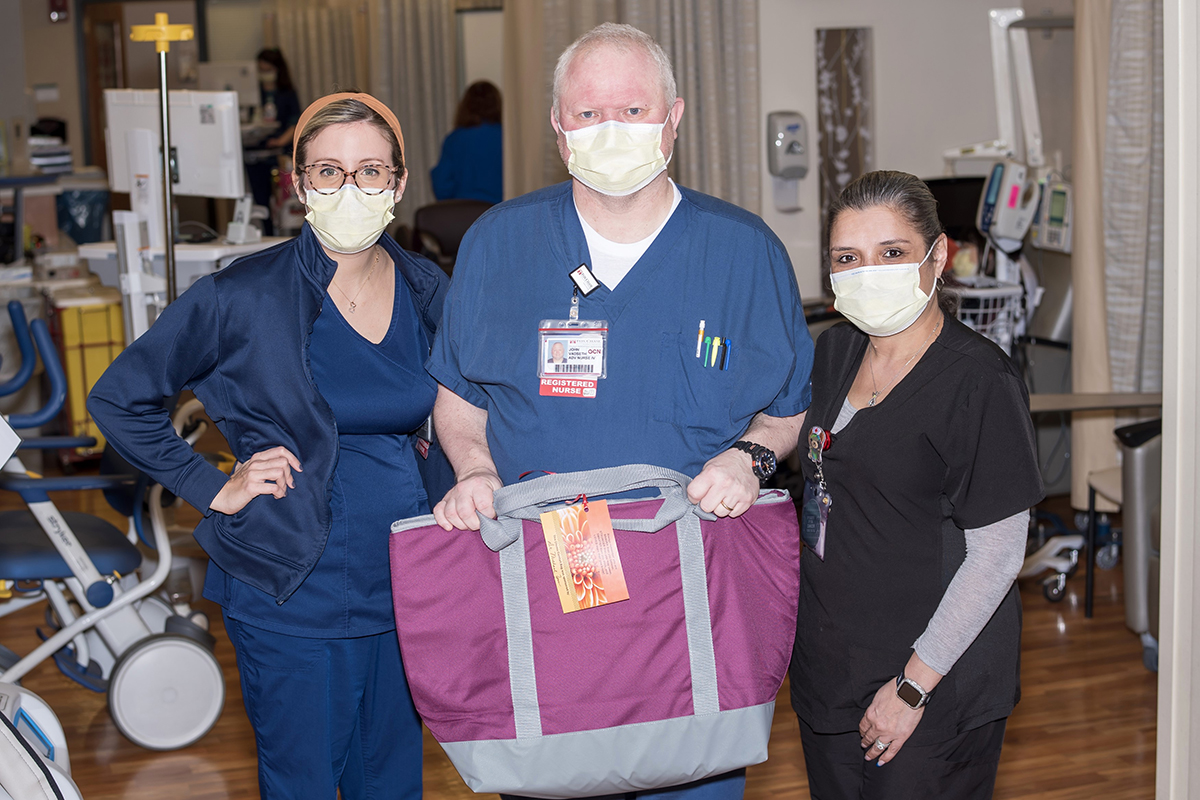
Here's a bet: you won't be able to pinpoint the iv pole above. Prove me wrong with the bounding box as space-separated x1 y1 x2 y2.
129 13 194 304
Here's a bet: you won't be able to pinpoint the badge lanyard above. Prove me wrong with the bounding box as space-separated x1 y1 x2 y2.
800 425 832 560
537 265 609 399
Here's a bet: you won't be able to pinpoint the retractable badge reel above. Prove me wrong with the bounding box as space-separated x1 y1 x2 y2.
800 426 832 560
538 265 609 399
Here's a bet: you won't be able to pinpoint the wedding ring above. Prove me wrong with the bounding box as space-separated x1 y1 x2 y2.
720 501 735 511
874 739 889 751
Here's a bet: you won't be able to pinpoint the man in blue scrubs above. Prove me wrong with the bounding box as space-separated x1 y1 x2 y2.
426 22 814 800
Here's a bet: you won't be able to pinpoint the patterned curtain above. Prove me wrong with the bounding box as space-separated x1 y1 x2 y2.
815 27 873 279
504 0 762 213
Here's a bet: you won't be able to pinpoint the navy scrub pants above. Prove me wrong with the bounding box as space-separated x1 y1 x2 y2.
225 616 423 800
798 716 1007 800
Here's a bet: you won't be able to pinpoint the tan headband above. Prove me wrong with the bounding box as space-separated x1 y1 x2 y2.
292 92 405 166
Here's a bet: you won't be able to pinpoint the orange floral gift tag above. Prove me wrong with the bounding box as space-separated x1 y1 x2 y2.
540 499 630 613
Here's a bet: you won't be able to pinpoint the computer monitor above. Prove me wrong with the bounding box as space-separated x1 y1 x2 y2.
104 89 245 199
197 61 260 119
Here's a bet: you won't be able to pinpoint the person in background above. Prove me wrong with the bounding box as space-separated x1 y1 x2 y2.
89 93 445 799
789 170 1044 799
430 80 503 205
246 48 302 235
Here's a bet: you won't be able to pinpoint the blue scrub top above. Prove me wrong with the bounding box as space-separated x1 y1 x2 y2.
205 267 437 636
430 123 503 205
427 182 814 484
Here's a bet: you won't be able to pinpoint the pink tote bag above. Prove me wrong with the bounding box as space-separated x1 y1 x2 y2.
389 464 800 799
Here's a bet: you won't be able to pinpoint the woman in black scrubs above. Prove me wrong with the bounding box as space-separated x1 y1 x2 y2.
790 170 1043 799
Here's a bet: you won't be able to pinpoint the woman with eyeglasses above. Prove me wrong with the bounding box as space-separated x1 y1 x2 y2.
88 93 447 798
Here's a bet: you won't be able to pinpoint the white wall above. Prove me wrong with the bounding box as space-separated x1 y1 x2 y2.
758 0 1003 300
459 9 504 98
0 0 34 125
21 0 83 165
1159 0 1200 795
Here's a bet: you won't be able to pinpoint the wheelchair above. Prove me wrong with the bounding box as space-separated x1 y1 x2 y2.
0 300 226 751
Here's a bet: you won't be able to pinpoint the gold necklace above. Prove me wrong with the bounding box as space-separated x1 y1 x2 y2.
331 247 380 314
867 317 941 407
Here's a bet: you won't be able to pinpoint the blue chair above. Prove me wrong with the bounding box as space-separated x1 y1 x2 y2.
0 301 225 750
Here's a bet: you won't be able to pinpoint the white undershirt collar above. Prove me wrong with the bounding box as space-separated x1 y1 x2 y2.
575 180 683 290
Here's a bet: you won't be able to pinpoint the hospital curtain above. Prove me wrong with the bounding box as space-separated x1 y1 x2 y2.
367 0 459 220
1070 0 1165 509
264 0 458 224
503 0 762 213
263 0 370 106
1104 0 1164 397
1071 0 1118 510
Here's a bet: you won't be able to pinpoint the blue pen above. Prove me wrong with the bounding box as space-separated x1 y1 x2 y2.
721 339 732 370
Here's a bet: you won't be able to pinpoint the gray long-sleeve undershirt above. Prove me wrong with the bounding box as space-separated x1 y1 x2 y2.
831 397 1029 676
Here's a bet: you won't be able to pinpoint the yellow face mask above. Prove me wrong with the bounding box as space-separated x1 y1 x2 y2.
564 120 669 197
304 185 396 254
829 241 936 337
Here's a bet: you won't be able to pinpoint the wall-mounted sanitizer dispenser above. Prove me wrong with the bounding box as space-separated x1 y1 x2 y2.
767 111 807 212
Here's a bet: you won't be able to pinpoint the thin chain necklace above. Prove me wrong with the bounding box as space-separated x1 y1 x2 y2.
330 246 380 314
867 317 941 407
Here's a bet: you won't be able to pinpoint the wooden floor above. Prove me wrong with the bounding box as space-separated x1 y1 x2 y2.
0 488 1156 799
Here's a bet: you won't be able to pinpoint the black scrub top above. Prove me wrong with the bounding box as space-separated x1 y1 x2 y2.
789 313 1044 745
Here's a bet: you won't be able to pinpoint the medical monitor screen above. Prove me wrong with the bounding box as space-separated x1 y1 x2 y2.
104 89 245 199
1049 190 1067 224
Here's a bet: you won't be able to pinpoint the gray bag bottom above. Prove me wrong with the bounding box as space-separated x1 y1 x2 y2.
440 702 775 799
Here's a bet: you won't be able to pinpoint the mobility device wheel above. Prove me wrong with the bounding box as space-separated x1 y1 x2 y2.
107 633 225 750
1042 573 1067 602
1096 542 1121 570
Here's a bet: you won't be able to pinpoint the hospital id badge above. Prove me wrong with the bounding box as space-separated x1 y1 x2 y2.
800 478 830 561
538 318 608 399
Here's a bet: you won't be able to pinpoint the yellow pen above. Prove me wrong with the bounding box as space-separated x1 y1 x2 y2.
711 337 721 367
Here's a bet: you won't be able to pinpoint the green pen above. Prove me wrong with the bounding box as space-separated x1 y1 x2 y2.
703 336 712 364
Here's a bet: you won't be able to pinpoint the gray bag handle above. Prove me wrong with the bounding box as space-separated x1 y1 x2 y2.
478 464 716 551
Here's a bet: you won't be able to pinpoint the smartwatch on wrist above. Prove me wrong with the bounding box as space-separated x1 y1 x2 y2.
731 441 777 481
895 670 931 710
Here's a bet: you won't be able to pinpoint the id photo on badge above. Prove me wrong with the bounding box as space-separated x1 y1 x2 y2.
541 336 600 376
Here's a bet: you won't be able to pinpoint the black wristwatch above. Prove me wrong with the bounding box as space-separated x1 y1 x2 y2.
895 670 931 710
732 441 777 481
